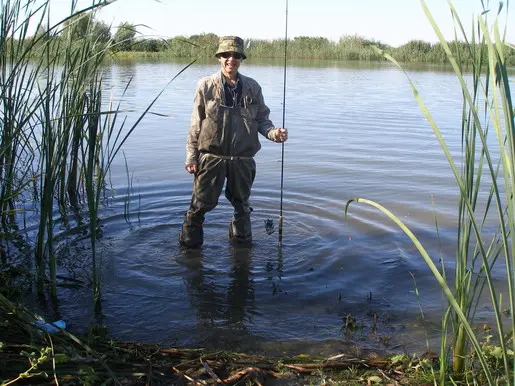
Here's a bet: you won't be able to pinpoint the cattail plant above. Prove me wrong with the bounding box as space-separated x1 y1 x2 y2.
0 0 132 299
346 0 514 384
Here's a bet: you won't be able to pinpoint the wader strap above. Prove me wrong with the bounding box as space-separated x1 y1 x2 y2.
201 153 253 161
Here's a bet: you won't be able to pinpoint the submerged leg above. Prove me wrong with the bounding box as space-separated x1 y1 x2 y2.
180 209 205 249
180 156 226 248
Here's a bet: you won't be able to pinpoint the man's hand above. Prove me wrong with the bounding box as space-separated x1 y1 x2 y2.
185 163 198 174
272 128 288 143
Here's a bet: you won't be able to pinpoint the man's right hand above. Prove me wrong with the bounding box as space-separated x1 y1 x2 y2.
185 164 198 174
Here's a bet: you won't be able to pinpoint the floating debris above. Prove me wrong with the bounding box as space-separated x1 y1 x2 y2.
33 320 66 334
264 219 275 235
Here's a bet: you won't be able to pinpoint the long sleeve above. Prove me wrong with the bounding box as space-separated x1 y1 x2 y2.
186 83 205 165
255 86 275 140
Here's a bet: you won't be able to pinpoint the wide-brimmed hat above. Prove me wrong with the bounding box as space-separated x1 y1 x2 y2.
215 36 246 60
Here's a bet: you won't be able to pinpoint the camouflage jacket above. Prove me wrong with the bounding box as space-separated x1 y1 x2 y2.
186 71 276 165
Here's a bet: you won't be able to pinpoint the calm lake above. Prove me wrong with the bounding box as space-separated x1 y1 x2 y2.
29 58 510 356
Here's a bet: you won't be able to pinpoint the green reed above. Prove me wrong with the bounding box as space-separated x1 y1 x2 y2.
0 0 128 299
33 2 117 299
0 0 43 229
17 0 195 302
346 0 514 384
1 0 51 286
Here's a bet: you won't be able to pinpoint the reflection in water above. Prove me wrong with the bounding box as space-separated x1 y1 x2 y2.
226 248 255 328
178 246 256 347
265 247 284 295
179 248 222 327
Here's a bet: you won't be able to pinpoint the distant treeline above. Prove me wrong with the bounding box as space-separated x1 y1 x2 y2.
24 18 515 64
128 33 515 65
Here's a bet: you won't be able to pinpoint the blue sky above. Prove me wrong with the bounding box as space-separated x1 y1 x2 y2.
47 0 513 47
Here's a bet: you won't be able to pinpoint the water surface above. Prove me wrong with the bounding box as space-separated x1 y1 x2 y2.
31 58 510 356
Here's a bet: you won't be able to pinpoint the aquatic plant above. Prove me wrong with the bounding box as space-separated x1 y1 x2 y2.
0 0 124 300
0 0 196 305
121 30 515 64
346 0 514 384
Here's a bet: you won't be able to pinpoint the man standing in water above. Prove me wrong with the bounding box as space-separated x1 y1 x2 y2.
180 36 288 248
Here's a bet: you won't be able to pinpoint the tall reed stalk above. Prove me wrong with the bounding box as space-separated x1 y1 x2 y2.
346 0 514 384
1 0 124 299
0 0 45 229
30 1 115 298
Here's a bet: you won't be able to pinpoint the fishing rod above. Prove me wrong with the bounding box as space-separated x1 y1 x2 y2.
278 0 288 246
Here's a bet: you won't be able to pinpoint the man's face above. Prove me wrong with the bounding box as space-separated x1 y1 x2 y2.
218 52 242 76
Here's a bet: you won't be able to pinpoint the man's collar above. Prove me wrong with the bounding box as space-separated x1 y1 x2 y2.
221 72 240 86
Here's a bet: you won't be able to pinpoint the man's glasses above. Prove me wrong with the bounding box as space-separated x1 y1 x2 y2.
220 52 243 60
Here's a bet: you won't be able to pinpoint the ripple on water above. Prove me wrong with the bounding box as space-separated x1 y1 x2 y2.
26 62 509 357
49 184 445 354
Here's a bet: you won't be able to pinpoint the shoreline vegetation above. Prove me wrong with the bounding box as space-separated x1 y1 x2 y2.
120 33 515 65
16 13 515 65
1 0 515 385
24 29 515 65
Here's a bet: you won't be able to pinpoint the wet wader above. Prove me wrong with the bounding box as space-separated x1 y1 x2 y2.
181 98 259 248
180 153 255 247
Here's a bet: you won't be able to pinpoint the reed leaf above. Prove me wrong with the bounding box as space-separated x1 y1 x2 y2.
355 1 514 383
345 198 494 383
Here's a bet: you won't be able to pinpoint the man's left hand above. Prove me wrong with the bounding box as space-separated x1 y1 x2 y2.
273 128 288 143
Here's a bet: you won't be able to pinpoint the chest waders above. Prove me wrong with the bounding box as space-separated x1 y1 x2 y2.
180 104 256 248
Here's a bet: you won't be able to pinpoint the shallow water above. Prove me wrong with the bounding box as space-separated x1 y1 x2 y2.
25 58 511 356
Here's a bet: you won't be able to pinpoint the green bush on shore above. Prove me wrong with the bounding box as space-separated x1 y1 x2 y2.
120 33 515 65
131 34 515 65
16 24 515 64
